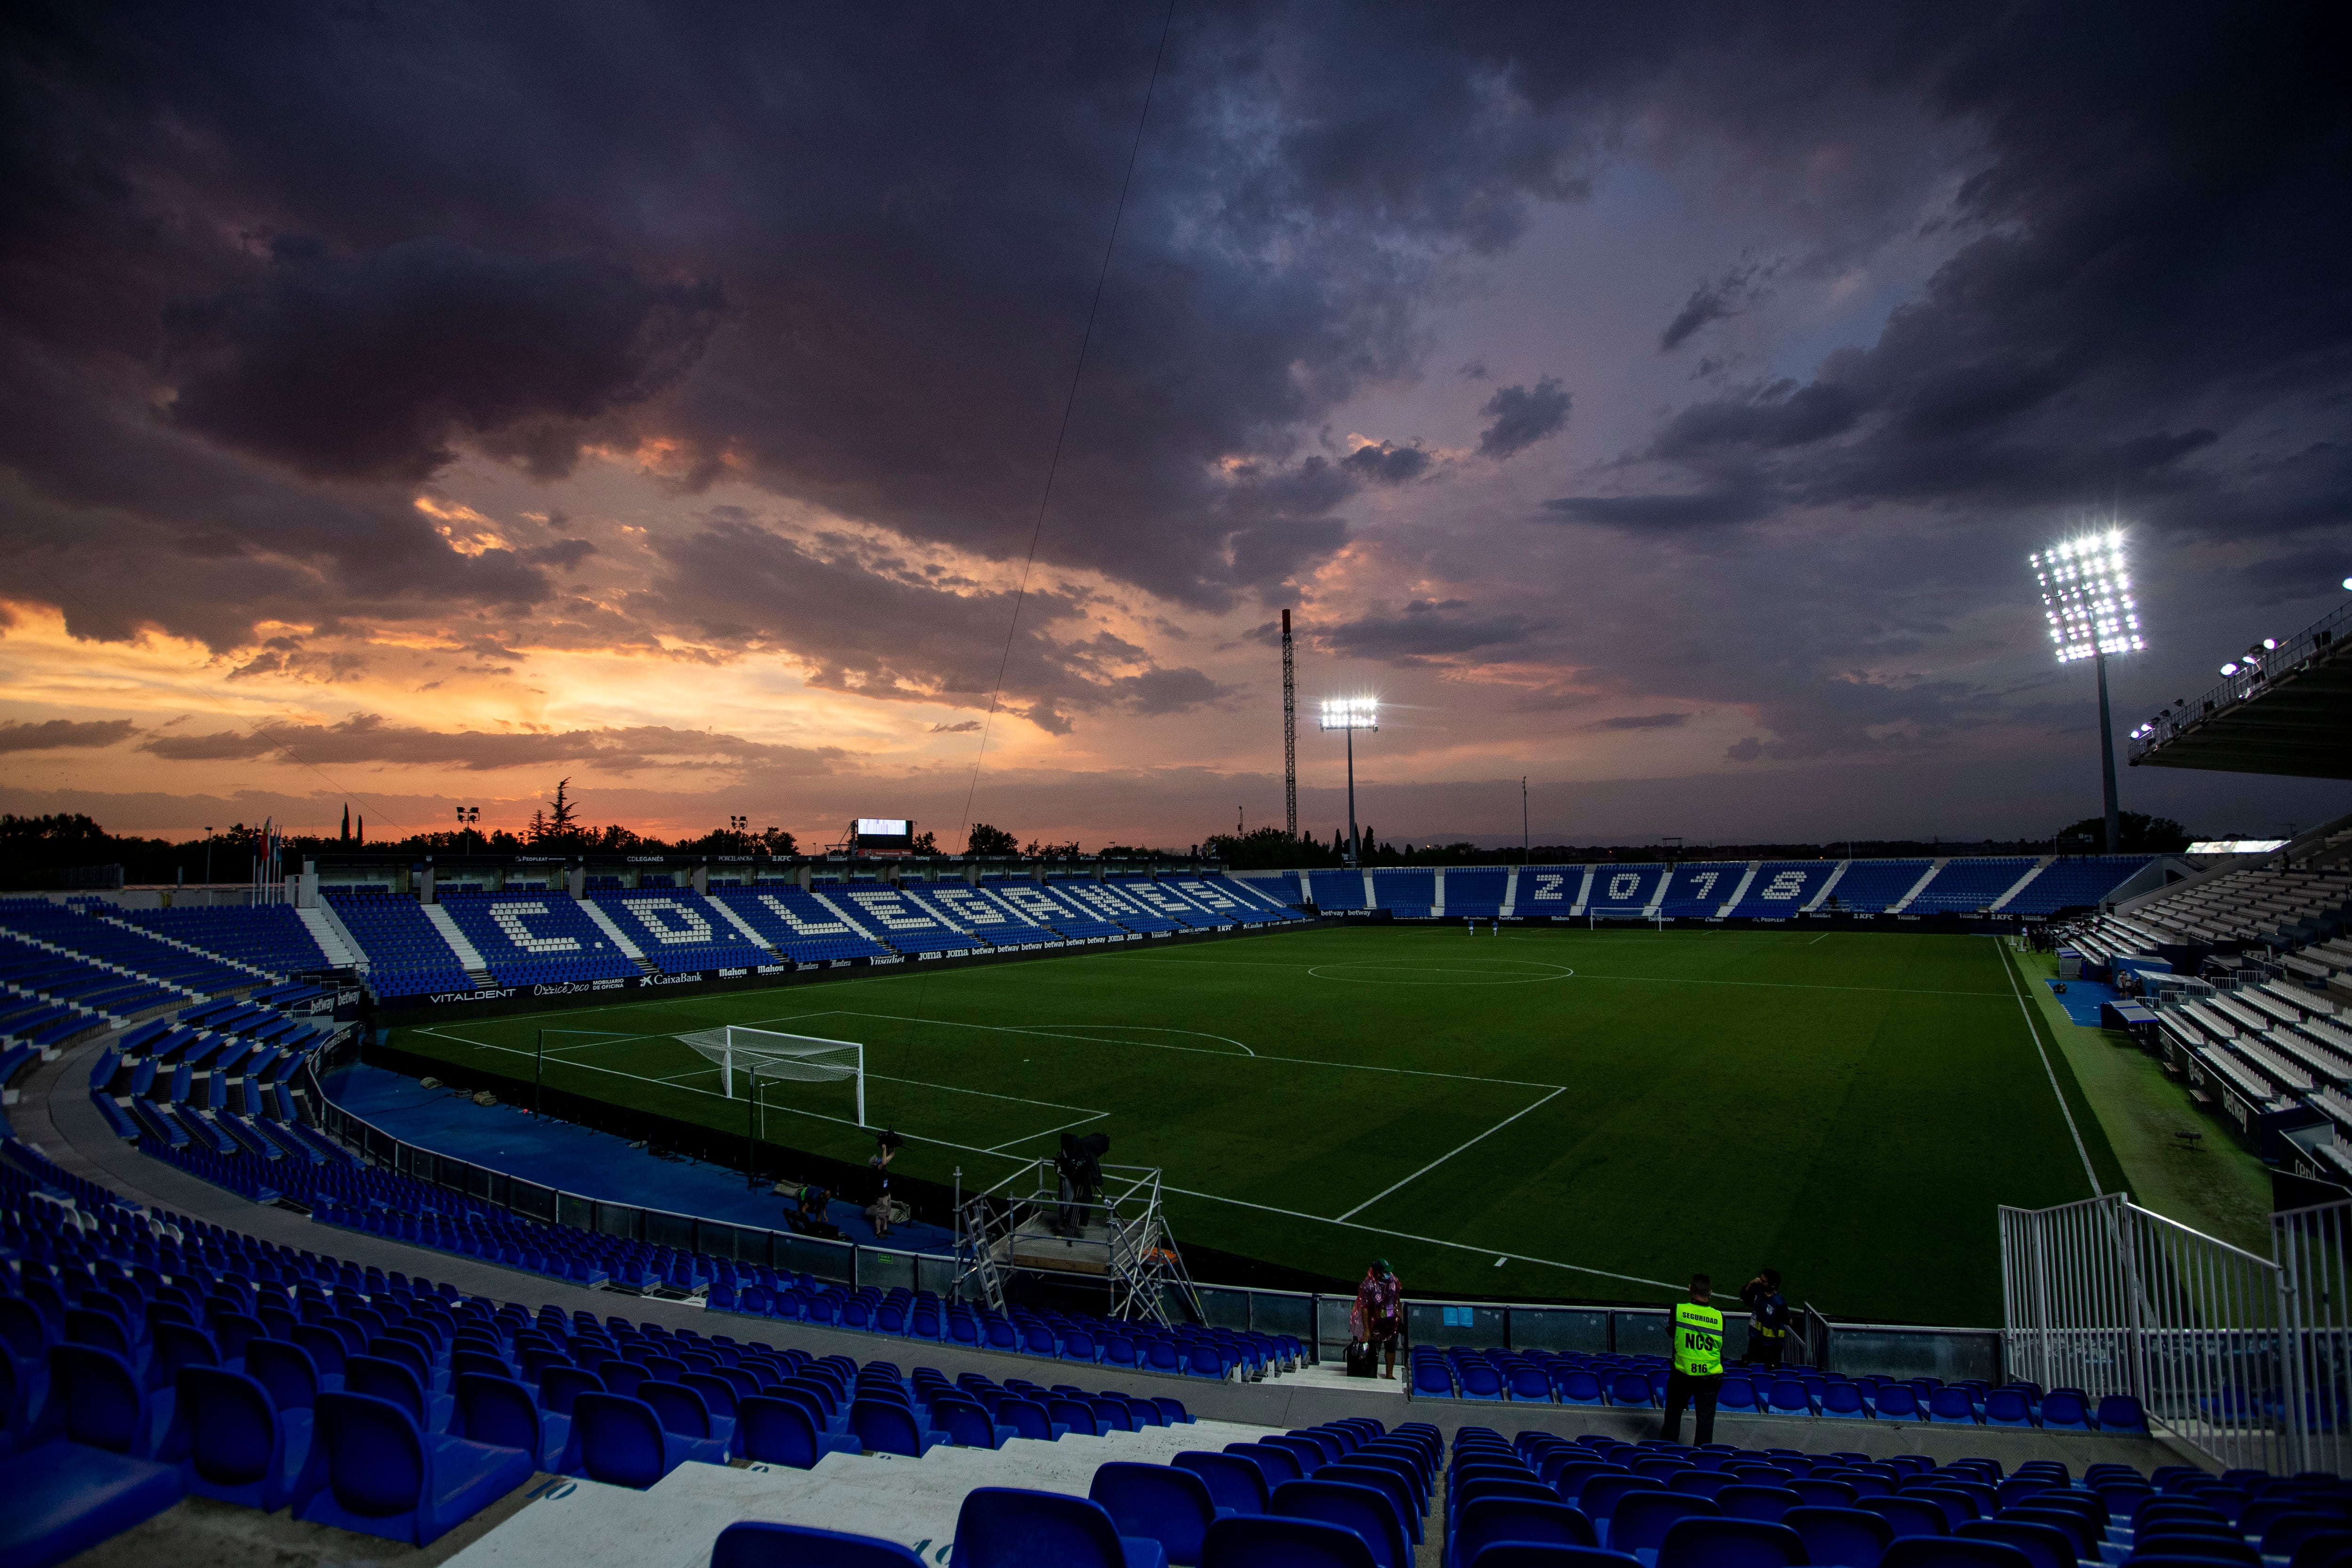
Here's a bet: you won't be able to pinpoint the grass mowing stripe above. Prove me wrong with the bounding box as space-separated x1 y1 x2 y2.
1998 937 2102 1197
385 924 2086 1322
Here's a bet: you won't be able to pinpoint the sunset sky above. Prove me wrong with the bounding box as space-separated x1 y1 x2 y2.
3 2 2345 851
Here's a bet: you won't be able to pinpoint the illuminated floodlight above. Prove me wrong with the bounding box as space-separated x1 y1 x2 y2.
2029 528 2145 664
1319 695 1379 731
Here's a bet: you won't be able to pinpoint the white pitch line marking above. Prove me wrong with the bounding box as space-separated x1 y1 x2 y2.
794 1010 1566 1090
407 1029 1103 1161
1334 1087 1568 1222
1159 1182 1678 1292
1996 939 2102 1197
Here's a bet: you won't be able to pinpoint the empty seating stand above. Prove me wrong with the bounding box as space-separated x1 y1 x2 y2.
327 892 475 1001
711 884 894 963
433 889 639 988
588 891 767 975
1655 863 1748 919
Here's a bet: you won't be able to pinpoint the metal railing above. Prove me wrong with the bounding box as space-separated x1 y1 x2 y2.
2275 1200 2352 1476
310 1072 957 1298
954 1158 1201 1327
2000 1191 2350 1472
2129 598 2350 764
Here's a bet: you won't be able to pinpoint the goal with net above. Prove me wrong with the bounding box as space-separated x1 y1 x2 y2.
676 1025 866 1127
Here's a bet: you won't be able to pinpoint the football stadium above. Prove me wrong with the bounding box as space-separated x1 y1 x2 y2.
5 6 2352 1567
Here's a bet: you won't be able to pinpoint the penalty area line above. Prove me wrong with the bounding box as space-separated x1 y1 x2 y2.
1334 1087 1566 1222
1160 1182 1679 1292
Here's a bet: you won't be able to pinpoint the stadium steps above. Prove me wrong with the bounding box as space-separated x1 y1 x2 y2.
422 903 502 988
1988 855 2056 911
705 893 785 957
578 899 658 974
1886 857 1949 913
442 1412 1279 1568
93 913 277 985
1712 861 1761 916
295 904 363 968
1800 860 1850 911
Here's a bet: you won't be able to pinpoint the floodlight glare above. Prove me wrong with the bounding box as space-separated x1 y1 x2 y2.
2028 530 2145 664
2029 526 2145 854
2220 661 2239 676
1318 694 1379 867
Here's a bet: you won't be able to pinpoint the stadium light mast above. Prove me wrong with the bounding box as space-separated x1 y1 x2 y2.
1320 696 1378 867
1281 610 1298 841
2030 528 2145 853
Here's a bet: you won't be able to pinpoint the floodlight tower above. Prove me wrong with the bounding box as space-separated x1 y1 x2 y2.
1281 610 1298 841
2029 529 2145 853
1319 696 1378 866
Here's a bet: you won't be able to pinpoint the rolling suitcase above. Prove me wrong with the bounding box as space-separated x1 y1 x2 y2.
1344 1339 1376 1377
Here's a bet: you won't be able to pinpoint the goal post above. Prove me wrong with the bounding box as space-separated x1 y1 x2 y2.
675 1025 866 1126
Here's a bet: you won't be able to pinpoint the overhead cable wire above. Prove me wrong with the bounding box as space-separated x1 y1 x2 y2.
952 0 1179 856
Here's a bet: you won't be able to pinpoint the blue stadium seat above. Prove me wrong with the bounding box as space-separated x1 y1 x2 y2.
0 1438 185 1568
1654 863 1749 918
175 1364 312 1511
588 892 766 974
1725 862 1836 918
1091 1461 1225 1565
1818 860 1930 915
568 1391 717 1487
1953 1520 2076 1568
297 1390 532 1544
1452 1497 1597 1566
1586 865 1669 918
40 1343 169 1457
850 1397 941 1457
1783 1506 1893 1568
1655 1518 1807 1568
1271 1478 1409 1568
1904 860 2039 915
1862 1496 1951 1539
1609 1493 1717 1559
433 891 639 988
1175 1450 1271 1514
1877 1541 2031 1568
711 886 894 963
452 1371 567 1470
956 1486 1168 1568
709 1520 927 1568
1201 1514 1377 1568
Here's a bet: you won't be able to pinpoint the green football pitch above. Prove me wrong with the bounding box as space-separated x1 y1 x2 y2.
388 924 2118 1326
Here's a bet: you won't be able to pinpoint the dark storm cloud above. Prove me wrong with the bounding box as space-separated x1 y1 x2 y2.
164 238 728 482
1476 376 1571 459
1583 712 1687 731
1340 441 1433 485
1659 263 1772 352
3 0 2347 812
1321 599 1542 663
644 514 1230 730
0 719 137 752
1541 488 1772 528
0 0 1645 649
1579 4 2351 549
136 713 840 775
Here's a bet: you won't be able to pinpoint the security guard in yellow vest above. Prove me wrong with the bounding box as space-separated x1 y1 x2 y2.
1661 1273 1725 1445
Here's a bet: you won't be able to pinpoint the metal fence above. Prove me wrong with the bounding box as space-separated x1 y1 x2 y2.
2000 1191 2352 1473
311 1083 958 1297
2275 1200 2352 1476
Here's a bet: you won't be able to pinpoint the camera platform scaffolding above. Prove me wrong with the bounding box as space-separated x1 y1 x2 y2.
954 1160 1201 1328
